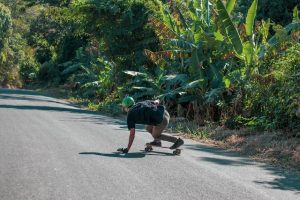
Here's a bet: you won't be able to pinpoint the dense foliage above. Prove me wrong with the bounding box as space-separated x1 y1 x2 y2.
0 0 299 133
236 0 300 25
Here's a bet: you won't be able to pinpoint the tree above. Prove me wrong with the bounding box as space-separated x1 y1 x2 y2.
0 2 12 50
71 0 164 84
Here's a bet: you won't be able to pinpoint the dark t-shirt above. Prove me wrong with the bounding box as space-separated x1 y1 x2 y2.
127 100 165 129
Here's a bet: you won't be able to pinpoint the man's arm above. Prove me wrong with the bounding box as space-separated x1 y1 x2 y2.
127 128 135 151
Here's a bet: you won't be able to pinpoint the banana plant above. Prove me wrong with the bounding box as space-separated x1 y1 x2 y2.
226 0 237 15
215 0 258 79
122 70 160 100
143 0 237 120
144 0 221 83
215 0 243 55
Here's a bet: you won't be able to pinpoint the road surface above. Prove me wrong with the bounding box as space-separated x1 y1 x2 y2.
0 88 299 200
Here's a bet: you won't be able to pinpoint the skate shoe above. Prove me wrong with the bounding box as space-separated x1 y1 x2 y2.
170 138 184 149
147 140 162 147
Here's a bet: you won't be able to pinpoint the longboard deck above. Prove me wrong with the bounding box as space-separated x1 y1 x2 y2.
145 144 182 155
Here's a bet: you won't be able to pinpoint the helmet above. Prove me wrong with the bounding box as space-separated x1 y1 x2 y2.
122 96 135 108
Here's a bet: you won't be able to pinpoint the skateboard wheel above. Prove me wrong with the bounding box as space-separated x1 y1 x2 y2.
173 149 181 155
145 147 153 152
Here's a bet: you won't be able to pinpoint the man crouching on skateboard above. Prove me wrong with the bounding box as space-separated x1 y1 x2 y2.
118 96 184 153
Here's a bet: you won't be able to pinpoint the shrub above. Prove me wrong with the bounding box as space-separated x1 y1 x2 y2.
38 61 61 85
244 44 300 132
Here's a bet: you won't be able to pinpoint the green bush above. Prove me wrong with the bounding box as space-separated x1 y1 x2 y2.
245 43 300 132
20 56 39 84
38 61 61 85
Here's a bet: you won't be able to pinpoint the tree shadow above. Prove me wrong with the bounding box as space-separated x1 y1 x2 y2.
184 144 300 193
0 94 72 106
200 157 255 166
0 104 128 126
185 143 242 157
0 89 146 129
0 88 43 96
0 88 75 106
253 166 300 193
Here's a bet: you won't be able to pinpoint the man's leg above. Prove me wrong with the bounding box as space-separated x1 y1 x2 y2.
152 111 178 143
145 125 153 134
145 125 161 145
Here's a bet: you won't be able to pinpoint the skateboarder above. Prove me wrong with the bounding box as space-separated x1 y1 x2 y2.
118 96 184 153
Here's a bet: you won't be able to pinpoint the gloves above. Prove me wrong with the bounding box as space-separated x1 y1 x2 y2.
117 148 129 153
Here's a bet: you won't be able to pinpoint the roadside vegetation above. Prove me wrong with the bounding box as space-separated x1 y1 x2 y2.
0 0 299 171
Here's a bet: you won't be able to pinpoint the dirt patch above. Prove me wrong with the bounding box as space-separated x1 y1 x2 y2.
180 126 300 175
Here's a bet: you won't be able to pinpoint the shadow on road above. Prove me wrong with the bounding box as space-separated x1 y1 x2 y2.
79 152 146 158
0 94 71 106
0 88 44 96
79 151 175 158
184 144 300 193
200 157 255 166
0 104 127 126
0 88 73 106
253 165 300 194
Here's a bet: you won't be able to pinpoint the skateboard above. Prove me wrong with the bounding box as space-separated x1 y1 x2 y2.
144 143 181 155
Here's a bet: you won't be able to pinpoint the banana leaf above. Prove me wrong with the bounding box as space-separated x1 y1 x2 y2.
133 90 157 99
168 39 197 50
245 0 258 37
144 49 190 62
178 95 201 103
216 0 243 55
226 0 237 15
182 79 205 90
61 63 84 75
293 6 299 22
132 87 154 92
243 41 254 65
148 16 177 39
205 88 223 103
161 74 188 83
161 74 188 91
82 81 101 88
174 5 188 29
123 70 147 77
158 79 204 100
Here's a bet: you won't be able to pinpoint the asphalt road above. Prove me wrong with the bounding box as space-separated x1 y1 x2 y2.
0 88 299 200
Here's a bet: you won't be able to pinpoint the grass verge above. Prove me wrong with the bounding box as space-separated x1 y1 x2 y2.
169 120 300 175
